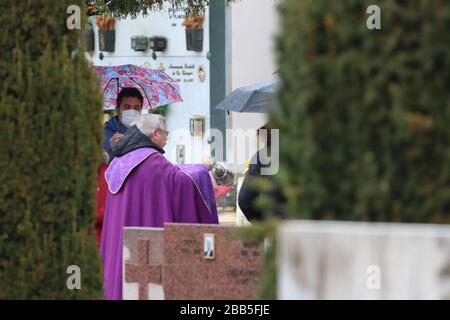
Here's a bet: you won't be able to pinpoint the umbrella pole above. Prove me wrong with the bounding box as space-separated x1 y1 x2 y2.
129 77 154 112
116 78 120 109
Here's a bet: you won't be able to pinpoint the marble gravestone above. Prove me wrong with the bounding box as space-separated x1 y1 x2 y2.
123 224 263 300
164 223 263 300
123 227 165 300
277 220 450 300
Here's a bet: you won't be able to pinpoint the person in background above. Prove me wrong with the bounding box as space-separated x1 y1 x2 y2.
102 87 143 163
97 87 144 246
238 123 285 221
95 152 109 246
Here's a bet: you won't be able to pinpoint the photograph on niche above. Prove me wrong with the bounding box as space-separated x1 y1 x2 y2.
203 233 215 259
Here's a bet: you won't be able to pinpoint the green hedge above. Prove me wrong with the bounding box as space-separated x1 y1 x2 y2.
0 1 103 298
272 0 450 223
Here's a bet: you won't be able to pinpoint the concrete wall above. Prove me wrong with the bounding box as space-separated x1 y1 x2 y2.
227 0 279 170
278 220 450 300
87 6 211 164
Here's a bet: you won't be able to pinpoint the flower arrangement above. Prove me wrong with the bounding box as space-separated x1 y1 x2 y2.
96 14 116 52
182 13 204 52
95 14 116 30
182 14 205 29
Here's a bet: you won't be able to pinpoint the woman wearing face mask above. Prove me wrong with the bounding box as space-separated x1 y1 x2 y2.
102 87 143 163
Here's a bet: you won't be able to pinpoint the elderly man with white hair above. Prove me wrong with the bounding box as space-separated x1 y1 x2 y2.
101 113 219 300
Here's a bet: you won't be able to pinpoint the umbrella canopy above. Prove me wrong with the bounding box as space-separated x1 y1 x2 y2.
215 80 278 113
94 64 182 110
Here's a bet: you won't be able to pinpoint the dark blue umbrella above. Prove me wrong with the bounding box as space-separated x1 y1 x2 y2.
215 80 279 113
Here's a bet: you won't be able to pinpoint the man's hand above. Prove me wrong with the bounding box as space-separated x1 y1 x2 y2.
202 154 215 171
109 132 123 147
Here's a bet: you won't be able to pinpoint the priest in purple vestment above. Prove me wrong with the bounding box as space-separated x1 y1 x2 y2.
100 114 219 300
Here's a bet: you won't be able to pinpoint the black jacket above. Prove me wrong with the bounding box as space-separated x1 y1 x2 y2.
111 125 165 157
238 149 285 221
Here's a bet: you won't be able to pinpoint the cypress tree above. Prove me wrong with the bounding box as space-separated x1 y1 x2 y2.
0 1 103 298
273 0 450 223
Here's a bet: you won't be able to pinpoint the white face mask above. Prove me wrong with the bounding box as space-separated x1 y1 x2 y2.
121 109 140 128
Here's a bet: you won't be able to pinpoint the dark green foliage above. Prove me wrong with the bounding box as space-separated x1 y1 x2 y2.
91 0 238 18
0 1 104 298
273 0 450 223
152 104 169 116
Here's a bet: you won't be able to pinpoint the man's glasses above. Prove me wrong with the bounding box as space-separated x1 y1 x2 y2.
157 128 169 137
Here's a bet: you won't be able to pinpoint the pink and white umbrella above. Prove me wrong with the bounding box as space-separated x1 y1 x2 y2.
94 64 182 110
